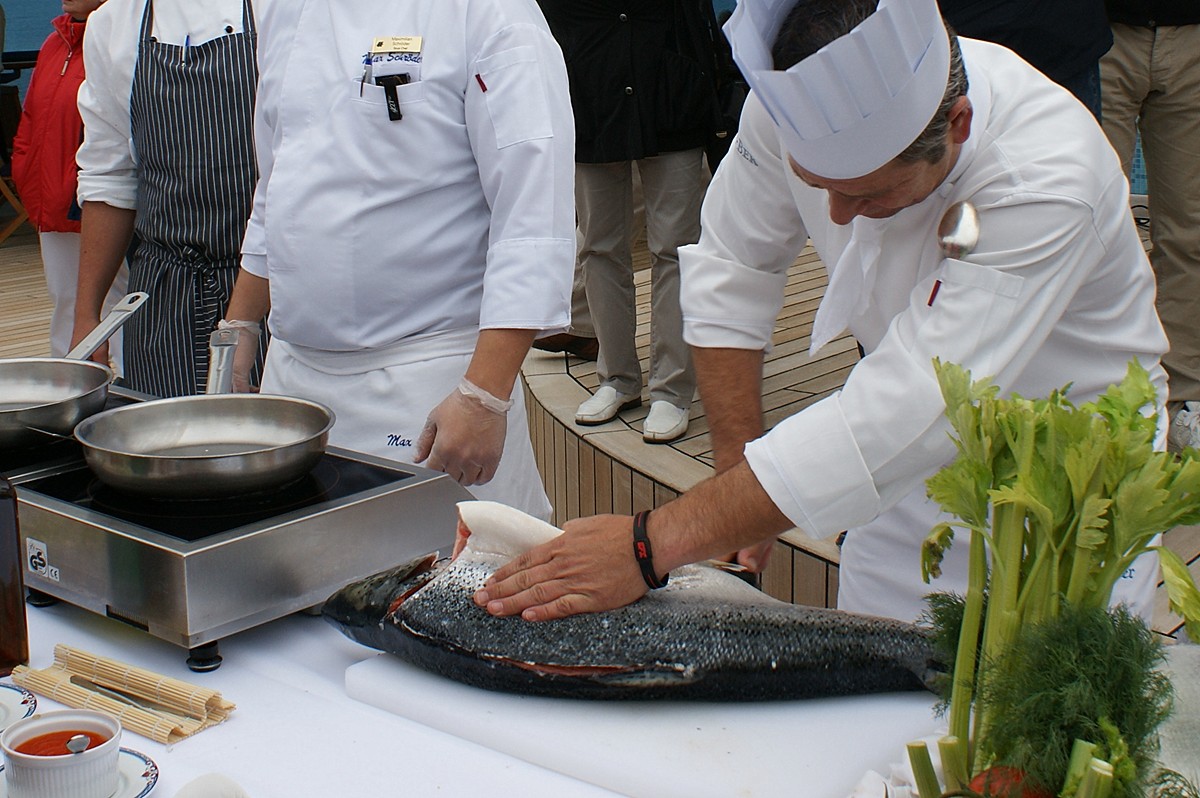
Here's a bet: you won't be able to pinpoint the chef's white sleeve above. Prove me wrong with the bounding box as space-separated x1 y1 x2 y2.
239 34 281 281
75 1 138 209
465 16 575 332
747 192 1136 537
679 94 810 351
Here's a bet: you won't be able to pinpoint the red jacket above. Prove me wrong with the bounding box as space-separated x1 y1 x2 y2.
11 14 87 234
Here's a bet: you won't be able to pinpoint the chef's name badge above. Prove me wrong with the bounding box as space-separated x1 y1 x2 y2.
370 35 422 81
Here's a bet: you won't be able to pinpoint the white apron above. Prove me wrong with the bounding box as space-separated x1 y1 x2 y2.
260 328 552 521
837 490 1160 625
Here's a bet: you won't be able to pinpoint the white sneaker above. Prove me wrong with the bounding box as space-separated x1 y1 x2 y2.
575 385 641 426
642 401 689 443
1168 401 1200 452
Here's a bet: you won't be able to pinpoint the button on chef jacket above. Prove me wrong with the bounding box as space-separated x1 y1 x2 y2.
679 39 1169 624
239 0 575 351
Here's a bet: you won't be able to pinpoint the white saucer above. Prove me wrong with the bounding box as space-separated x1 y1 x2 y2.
0 747 159 797
0 684 35 732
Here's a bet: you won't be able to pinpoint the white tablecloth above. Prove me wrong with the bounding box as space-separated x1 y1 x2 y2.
8 602 620 797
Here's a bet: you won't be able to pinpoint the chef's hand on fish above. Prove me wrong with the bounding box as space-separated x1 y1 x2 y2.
474 513 652 621
415 377 509 486
476 461 794 621
727 540 775 573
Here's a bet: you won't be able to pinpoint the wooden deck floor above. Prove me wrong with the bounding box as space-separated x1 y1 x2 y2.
0 205 1193 638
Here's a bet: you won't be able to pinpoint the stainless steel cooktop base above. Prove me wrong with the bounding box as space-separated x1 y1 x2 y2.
15 446 472 666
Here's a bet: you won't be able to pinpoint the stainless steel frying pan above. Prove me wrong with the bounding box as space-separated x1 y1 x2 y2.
0 293 149 449
75 330 336 498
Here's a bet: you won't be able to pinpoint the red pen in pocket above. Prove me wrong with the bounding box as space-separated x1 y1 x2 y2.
927 279 943 306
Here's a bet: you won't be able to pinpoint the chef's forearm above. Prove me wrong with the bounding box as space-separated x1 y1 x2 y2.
692 346 766 472
464 328 538 401
75 202 135 321
225 270 271 323
651 460 793 572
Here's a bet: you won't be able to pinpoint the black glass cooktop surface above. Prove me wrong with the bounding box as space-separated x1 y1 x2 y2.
0 437 83 477
20 453 413 542
1 394 136 478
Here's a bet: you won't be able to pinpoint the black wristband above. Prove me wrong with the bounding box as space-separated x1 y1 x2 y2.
632 510 669 590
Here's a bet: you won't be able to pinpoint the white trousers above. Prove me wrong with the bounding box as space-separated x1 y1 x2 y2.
38 231 129 375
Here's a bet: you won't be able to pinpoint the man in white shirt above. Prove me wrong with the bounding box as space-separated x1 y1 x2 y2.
73 0 264 398
223 0 575 519
475 0 1168 623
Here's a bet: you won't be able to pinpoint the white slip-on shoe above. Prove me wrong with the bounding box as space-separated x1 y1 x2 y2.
575 385 642 426
642 401 689 443
1168 400 1200 452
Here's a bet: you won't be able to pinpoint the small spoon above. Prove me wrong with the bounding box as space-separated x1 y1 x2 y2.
65 734 90 754
937 201 980 259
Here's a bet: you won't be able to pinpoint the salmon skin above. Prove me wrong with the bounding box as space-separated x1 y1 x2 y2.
323 501 941 701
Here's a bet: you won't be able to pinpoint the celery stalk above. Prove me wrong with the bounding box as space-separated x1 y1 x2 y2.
938 736 968 792
906 742 941 798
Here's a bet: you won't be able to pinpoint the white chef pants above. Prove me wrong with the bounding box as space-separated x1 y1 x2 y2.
38 231 129 375
837 489 1159 625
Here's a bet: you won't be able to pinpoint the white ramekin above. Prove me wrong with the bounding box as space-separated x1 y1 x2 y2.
0 709 122 798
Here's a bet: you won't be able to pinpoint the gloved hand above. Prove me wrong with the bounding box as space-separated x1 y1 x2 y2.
217 319 262 393
415 377 510 486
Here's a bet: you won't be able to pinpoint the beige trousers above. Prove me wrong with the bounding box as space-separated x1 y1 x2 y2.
576 149 706 407
1101 22 1200 401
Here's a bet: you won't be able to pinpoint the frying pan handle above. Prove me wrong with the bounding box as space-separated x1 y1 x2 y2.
65 292 150 361
206 328 239 395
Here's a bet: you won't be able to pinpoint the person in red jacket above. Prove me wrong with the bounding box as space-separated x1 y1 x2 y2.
11 0 128 371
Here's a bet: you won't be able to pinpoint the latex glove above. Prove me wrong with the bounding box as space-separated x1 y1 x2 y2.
415 377 510 486
217 319 262 393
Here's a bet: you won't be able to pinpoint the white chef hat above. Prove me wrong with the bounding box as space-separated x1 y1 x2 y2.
726 0 951 179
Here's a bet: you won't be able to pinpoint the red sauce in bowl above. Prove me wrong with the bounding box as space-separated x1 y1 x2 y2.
13 730 108 756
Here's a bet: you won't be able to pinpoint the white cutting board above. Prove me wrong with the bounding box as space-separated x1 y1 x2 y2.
345 653 943 798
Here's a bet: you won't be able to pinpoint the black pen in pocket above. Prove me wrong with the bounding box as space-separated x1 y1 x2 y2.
376 73 411 121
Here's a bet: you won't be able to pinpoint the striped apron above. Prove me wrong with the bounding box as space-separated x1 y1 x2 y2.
123 0 262 398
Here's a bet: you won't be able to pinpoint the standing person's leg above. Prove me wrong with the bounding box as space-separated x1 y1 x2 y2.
1138 24 1200 407
39 231 130 369
575 161 642 425
1099 24 1148 174
38 231 82 359
636 147 705 442
568 252 594 338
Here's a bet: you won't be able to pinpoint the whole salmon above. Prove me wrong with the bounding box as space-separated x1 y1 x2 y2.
323 501 941 701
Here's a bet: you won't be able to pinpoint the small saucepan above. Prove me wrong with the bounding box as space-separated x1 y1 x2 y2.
75 330 336 498
0 293 149 449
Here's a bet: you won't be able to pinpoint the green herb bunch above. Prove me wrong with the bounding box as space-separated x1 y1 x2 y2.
907 359 1200 796
976 605 1171 796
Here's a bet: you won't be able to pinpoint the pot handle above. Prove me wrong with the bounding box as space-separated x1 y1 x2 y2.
66 292 150 361
206 328 239 395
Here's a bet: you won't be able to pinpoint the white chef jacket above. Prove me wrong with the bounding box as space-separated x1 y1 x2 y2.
241 0 575 350
679 39 1170 623
77 0 250 209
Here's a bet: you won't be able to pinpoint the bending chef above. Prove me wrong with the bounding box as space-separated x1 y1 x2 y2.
477 0 1169 622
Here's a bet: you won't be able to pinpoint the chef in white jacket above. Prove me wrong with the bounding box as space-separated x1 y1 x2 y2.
222 0 575 519
476 0 1169 622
